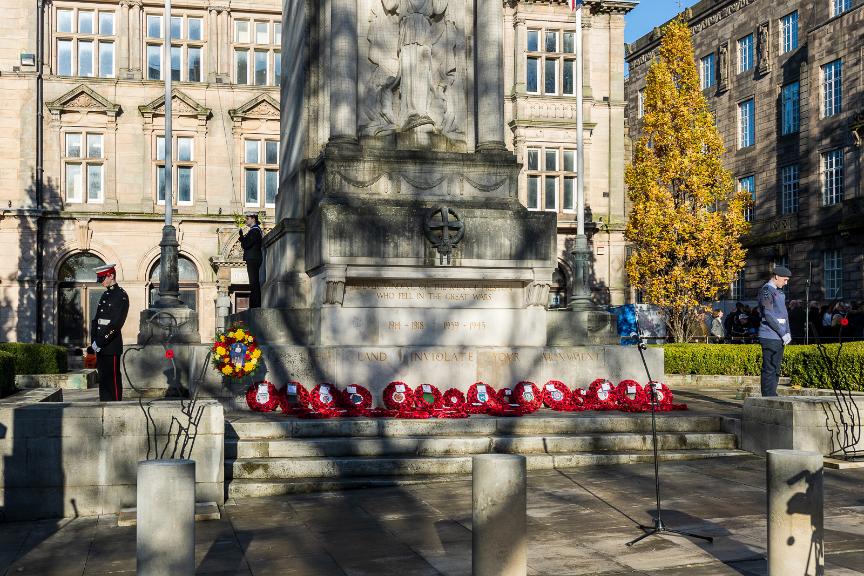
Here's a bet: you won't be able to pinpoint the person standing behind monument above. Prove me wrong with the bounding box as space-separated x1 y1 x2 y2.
239 212 264 309
88 264 129 401
758 266 792 396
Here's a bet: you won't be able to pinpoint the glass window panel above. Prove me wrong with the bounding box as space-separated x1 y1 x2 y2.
781 164 799 214
57 39 72 75
98 42 114 77
265 169 278 205
544 177 557 210
781 11 797 54
235 20 249 43
527 30 539 52
822 60 842 117
78 41 94 76
544 31 557 52
245 140 259 163
60 253 106 282
265 141 278 165
156 136 165 161
146 44 161 79
526 57 539 93
782 82 799 135
274 22 281 44
563 32 574 53
738 34 753 73
563 177 575 210
156 166 165 202
57 9 73 33
527 149 539 171
527 176 540 210
187 46 202 82
65 133 81 157
87 164 102 201
86 134 102 158
170 45 181 81
177 137 193 161
235 49 248 84
245 168 259 205
187 18 203 41
177 167 192 203
170 16 182 40
99 12 114 35
563 60 574 95
78 11 94 34
255 21 268 44
544 58 557 94
65 163 82 202
146 15 162 38
563 150 575 172
273 51 281 85
545 149 557 171
254 50 267 85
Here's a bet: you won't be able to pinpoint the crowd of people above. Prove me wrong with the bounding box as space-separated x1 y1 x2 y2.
707 300 864 343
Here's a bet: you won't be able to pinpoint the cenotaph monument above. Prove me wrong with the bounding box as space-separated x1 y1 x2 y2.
226 0 660 403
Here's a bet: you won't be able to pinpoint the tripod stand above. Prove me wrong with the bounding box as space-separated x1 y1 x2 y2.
626 322 713 547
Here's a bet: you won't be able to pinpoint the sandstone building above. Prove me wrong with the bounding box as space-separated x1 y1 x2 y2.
626 0 863 304
0 0 635 346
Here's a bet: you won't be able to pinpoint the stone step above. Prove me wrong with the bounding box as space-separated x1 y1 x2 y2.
226 432 737 459
226 449 748 496
227 449 747 480
225 414 725 440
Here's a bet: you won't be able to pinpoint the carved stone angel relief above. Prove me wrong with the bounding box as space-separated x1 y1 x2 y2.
361 0 466 143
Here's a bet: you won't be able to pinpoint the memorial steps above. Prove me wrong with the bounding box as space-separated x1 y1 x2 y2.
224 413 745 498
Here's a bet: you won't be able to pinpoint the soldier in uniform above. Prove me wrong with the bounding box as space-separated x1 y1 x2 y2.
239 212 264 308
87 264 130 401
758 266 792 396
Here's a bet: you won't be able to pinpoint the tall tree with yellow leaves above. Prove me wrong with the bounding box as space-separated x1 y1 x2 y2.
626 17 750 343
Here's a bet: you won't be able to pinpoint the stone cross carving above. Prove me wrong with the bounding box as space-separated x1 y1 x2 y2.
362 0 465 141
425 205 464 264
757 21 770 75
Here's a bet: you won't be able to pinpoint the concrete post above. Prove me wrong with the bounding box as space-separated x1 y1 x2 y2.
767 449 824 576
476 0 507 152
137 459 196 576
473 454 527 576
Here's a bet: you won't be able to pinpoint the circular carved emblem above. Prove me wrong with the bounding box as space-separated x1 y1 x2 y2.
425 205 464 264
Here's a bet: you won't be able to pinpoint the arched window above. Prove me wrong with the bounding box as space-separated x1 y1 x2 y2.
148 256 199 310
57 252 106 346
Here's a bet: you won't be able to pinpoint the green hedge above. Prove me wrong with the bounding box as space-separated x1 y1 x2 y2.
662 342 864 390
0 342 68 375
0 350 14 396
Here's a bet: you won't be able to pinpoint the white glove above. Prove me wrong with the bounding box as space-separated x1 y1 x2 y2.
91 341 101 353
782 333 792 346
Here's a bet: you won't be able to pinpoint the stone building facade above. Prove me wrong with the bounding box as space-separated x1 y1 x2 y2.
626 0 864 304
0 0 634 346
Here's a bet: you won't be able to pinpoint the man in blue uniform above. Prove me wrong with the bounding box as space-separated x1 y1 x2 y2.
758 266 792 396
87 264 129 401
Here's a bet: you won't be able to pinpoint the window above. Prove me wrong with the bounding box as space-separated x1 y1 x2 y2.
149 256 199 310
822 59 842 117
637 89 645 119
780 11 798 54
700 53 715 89
730 269 745 300
780 165 799 214
738 98 755 148
739 176 755 222
156 135 195 205
57 253 107 346
55 7 115 77
822 149 844 206
824 250 842 299
737 34 753 73
63 132 104 204
234 19 280 86
525 147 576 212
243 139 279 207
781 82 799 135
145 13 205 82
832 0 852 17
525 26 575 97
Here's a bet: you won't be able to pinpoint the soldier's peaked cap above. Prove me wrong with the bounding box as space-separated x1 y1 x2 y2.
94 264 117 278
772 266 792 278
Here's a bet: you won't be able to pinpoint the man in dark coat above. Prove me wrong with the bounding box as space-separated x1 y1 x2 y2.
239 212 264 308
758 266 792 396
88 264 129 401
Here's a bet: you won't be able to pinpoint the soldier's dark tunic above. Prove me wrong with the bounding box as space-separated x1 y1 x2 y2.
240 224 263 308
758 282 789 397
91 284 130 401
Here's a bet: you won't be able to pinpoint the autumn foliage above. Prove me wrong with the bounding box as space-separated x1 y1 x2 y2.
626 18 750 343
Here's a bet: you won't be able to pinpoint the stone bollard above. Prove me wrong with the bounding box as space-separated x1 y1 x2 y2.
767 450 824 576
137 459 196 576
473 454 527 576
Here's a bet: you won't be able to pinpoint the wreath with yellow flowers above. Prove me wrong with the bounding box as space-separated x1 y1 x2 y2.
211 323 262 380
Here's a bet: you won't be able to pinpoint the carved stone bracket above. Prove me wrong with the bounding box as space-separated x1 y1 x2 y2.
526 282 551 308
324 280 346 306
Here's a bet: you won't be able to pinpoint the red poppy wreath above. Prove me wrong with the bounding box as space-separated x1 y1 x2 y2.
616 379 649 412
341 384 373 415
542 380 573 411
383 381 415 411
465 382 498 414
246 380 280 412
439 388 467 416
646 381 687 411
414 383 443 411
301 383 343 418
571 387 589 411
493 381 542 416
278 381 309 414
587 378 618 410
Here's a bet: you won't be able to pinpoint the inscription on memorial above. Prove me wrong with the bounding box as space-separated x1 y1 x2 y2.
343 282 522 308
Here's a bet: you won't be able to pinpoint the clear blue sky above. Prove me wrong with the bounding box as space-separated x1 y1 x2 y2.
625 0 701 44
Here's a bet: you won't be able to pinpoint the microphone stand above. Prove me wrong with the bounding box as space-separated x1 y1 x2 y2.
626 317 713 547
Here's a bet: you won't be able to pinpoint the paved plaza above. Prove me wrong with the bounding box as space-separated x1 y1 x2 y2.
2 453 864 576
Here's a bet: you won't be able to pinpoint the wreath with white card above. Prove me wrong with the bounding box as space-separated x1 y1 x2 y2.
586 378 619 410
278 381 309 414
615 379 649 412
245 380 280 412
413 383 443 410
542 380 573 411
465 382 498 414
382 381 415 411
340 384 373 414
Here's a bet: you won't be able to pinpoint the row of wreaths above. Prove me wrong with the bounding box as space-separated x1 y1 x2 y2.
245 379 687 418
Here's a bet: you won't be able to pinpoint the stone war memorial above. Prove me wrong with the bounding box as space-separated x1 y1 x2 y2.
208 0 662 405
